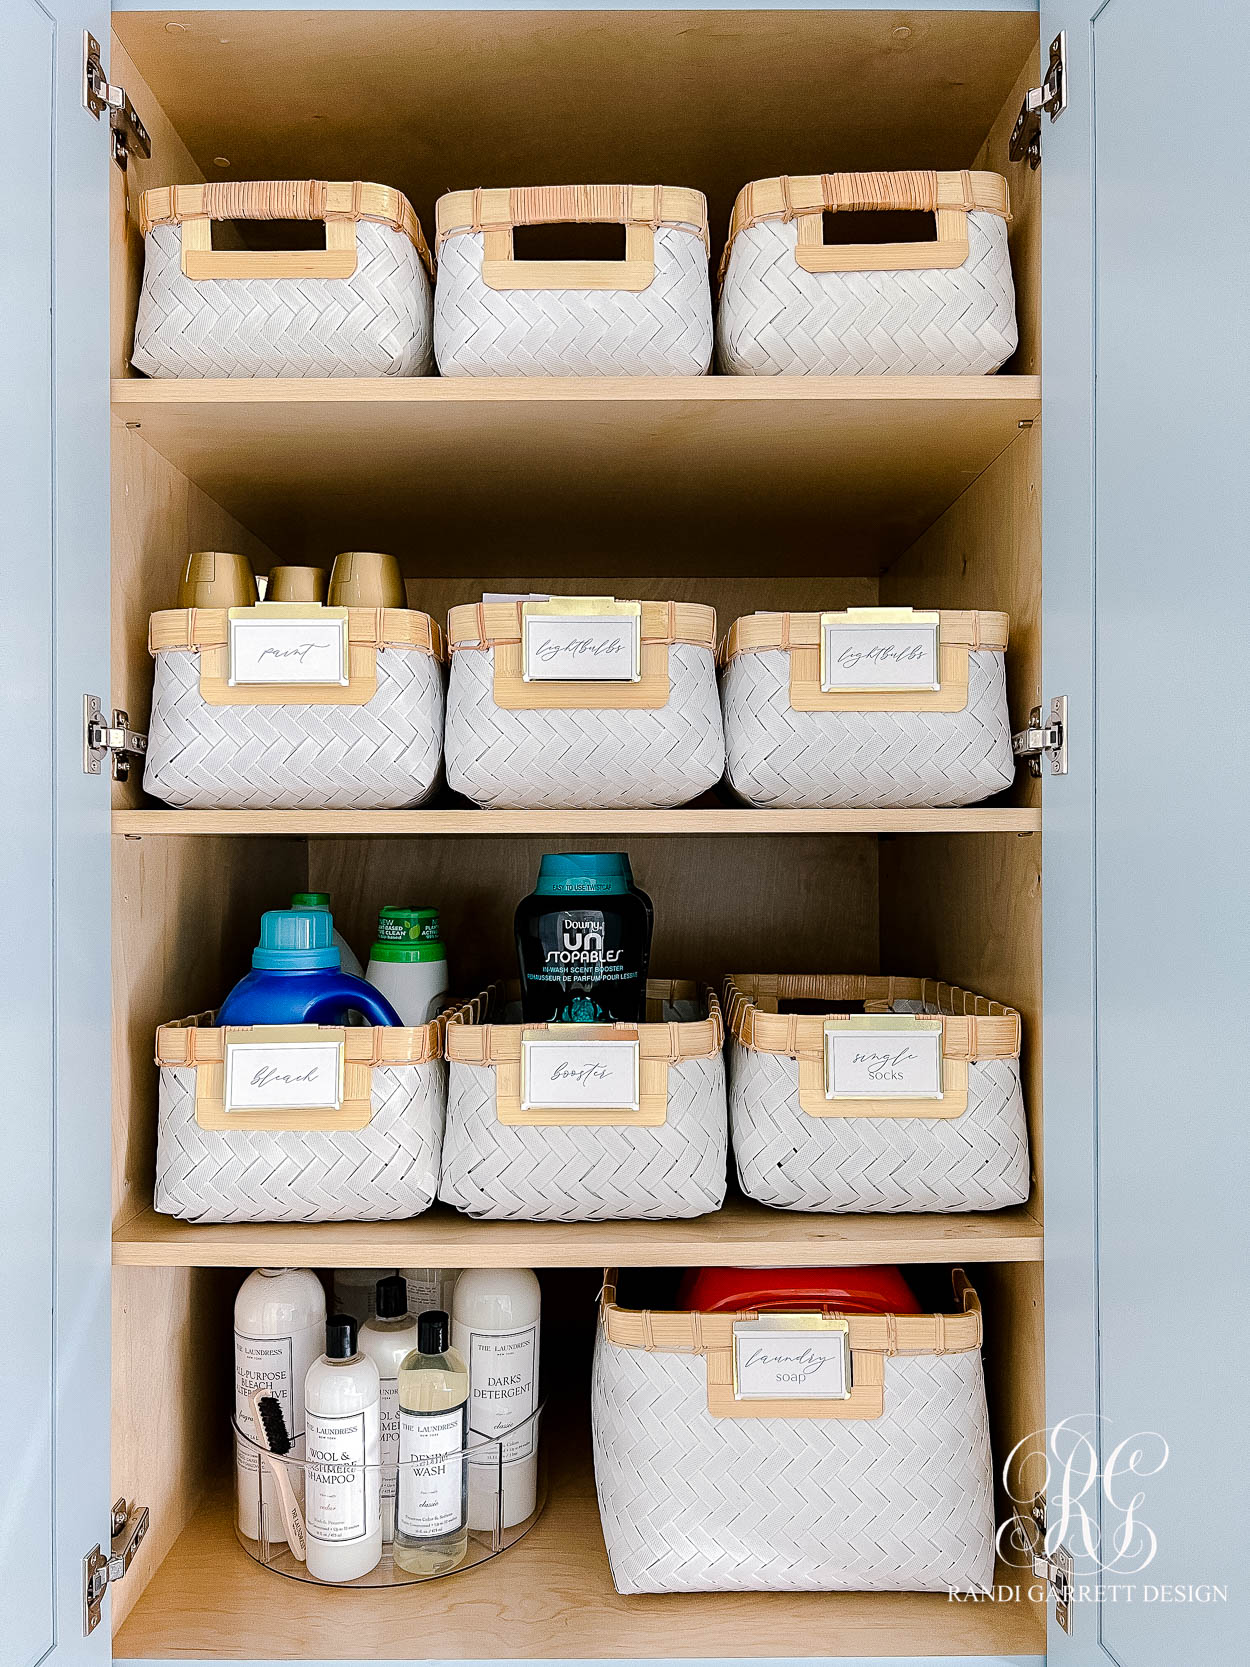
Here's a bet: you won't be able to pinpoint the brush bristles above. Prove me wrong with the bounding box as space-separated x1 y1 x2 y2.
256 1394 293 1457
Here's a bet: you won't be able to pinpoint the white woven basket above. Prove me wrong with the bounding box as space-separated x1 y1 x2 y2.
132 180 434 378
591 1270 995 1593
717 170 1017 375
720 608 1015 808
152 1009 467 1224
439 984 727 1222
143 607 445 810
444 599 724 810
433 186 712 376
725 974 1029 1214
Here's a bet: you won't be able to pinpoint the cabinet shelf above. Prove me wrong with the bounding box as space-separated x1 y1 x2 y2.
111 375 1040 572
112 1201 1043 1269
113 1435 1045 1662
113 806 1041 837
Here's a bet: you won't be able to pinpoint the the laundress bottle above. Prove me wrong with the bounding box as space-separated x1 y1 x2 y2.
515 853 651 1023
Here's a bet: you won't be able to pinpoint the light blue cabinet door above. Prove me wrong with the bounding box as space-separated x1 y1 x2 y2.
1041 2 1247 1663
0 1 111 1662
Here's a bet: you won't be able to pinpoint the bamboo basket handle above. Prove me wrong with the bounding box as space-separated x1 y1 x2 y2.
143 180 434 283
478 185 667 296
794 170 969 274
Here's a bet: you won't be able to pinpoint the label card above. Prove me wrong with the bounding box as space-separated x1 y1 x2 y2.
520 1036 640 1111
824 1017 944 1099
521 598 641 683
228 607 349 687
732 1316 852 1401
820 610 940 692
224 1039 345 1113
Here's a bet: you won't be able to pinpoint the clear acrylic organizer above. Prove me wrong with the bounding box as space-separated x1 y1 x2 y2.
233 1403 546 1586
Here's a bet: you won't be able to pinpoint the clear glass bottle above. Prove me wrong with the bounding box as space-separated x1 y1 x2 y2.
393 1311 470 1576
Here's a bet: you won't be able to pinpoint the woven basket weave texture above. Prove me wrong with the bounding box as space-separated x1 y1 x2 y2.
729 1039 1029 1213
717 212 1016 376
143 646 444 810
591 1329 995 1592
132 221 433 378
721 647 1013 809
439 1051 727 1223
154 1059 445 1223
445 642 724 810
434 227 713 376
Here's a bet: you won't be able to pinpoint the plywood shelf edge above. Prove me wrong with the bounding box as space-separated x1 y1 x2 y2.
112 1203 1044 1268
113 808 1042 836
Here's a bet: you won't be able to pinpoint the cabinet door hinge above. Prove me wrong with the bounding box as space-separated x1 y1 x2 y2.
1012 694 1068 776
83 694 148 782
83 1499 149 1635
1012 1492 1074 1634
82 31 151 171
1010 32 1068 169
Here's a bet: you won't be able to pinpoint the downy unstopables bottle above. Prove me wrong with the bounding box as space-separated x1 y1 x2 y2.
514 853 651 1023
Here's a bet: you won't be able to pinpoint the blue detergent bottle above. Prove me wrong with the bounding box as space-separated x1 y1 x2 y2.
218 907 402 1027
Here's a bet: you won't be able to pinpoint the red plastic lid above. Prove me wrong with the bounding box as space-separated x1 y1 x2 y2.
676 1266 922 1315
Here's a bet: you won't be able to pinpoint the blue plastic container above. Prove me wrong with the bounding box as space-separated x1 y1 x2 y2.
218 907 402 1027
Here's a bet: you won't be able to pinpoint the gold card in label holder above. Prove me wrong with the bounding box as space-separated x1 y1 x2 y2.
227 603 350 688
520 597 642 683
820 607 940 693
732 1314 852 1401
796 1015 970 1119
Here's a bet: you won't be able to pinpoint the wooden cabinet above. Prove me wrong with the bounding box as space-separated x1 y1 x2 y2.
10 5 1244 1667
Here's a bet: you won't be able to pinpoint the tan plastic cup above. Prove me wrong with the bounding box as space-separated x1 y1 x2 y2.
267 565 328 604
177 550 258 609
327 551 406 609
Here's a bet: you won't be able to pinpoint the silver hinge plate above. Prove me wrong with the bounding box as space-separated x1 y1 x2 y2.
82 1499 149 1636
1011 1492 1074 1634
1010 32 1068 169
82 31 151 171
1013 694 1068 777
83 695 149 782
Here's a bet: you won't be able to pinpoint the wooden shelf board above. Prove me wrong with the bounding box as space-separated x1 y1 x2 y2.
112 1201 1043 1270
113 807 1042 837
115 1457 1045 1663
111 376 1041 573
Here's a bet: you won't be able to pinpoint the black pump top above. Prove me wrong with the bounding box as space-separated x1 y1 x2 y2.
375 1275 409 1321
417 1309 450 1355
325 1313 358 1359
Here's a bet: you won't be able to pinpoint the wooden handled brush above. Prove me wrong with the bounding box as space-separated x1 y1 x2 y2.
249 1390 307 1561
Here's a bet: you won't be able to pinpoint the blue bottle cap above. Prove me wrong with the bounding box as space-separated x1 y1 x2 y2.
534 852 634 896
251 907 342 971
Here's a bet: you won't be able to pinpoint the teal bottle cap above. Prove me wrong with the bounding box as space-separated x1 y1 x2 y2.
534 852 633 896
371 906 445 963
252 907 341 971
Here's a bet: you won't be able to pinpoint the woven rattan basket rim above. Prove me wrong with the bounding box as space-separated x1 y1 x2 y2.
600 1268 983 1356
445 980 723 1065
717 609 1009 667
718 169 1009 284
435 185 710 254
723 973 1021 1061
448 599 716 653
138 180 434 275
148 607 446 662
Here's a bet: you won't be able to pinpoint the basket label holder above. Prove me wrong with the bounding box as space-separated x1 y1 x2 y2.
521 597 642 683
796 1014 969 1119
819 607 940 693
191 1025 375 1131
227 603 350 688
520 1030 640 1113
732 1314 852 1401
